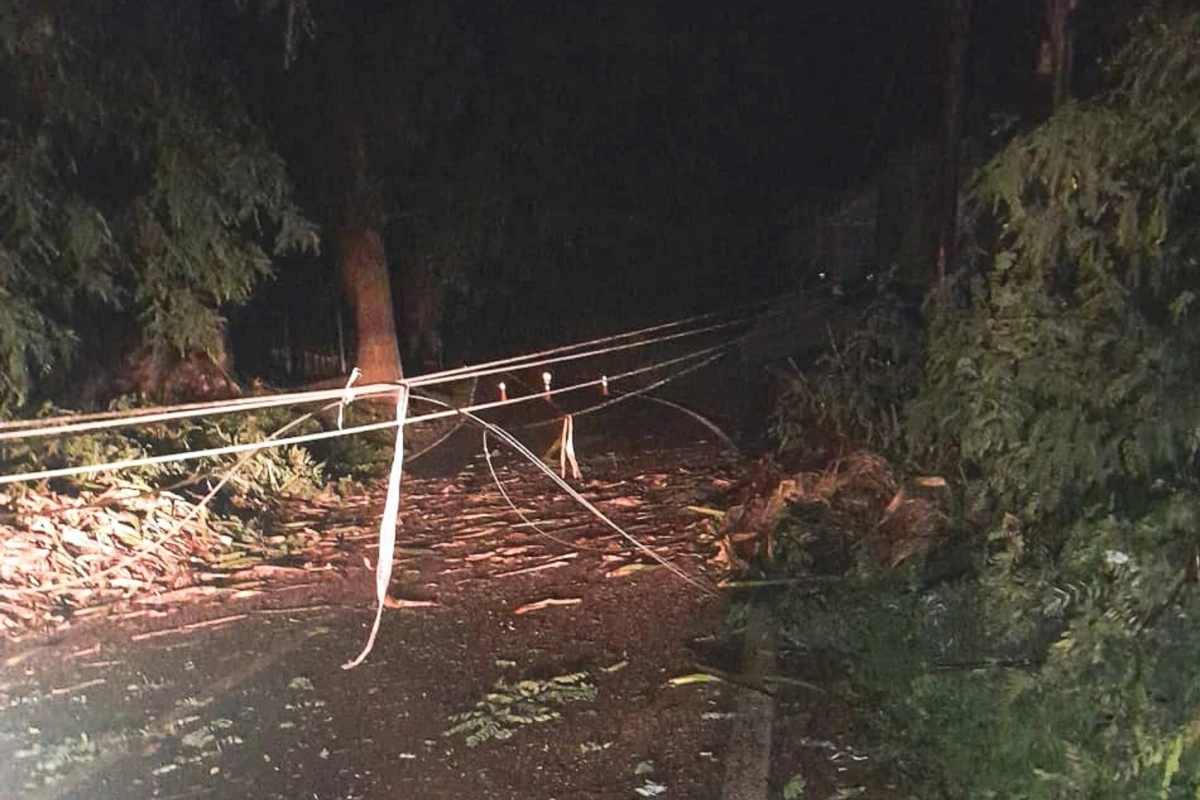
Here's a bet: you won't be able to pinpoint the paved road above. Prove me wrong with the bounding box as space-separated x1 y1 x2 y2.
2 407 743 800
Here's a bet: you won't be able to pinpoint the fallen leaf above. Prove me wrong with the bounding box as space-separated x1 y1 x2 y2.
606 563 661 579
668 672 723 687
685 506 726 519
513 597 582 615
603 496 641 508
384 596 438 610
882 490 905 520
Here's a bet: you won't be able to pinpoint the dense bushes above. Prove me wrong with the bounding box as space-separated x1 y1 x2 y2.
767 10 1200 798
769 282 924 464
0 2 315 410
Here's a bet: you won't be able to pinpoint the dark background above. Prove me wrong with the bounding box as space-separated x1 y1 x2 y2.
220 0 1122 376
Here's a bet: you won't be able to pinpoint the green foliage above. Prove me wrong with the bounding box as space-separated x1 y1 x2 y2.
304 433 390 482
127 82 316 357
776 495 1200 799
443 673 597 747
770 285 923 461
0 1 316 408
764 12 1200 798
782 773 807 799
169 413 327 502
0 402 327 501
909 10 1200 522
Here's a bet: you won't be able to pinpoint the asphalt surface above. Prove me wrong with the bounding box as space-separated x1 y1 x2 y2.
1 404 744 800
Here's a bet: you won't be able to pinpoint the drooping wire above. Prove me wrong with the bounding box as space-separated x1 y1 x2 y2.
475 416 718 596
0 340 734 485
412 388 718 595
0 299 765 442
405 291 781 386
407 314 749 389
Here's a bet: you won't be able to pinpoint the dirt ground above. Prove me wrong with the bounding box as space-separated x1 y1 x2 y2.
0 404 905 800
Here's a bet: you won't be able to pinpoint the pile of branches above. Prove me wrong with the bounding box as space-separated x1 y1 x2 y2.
0 485 221 633
718 452 951 577
0 401 371 636
0 479 330 635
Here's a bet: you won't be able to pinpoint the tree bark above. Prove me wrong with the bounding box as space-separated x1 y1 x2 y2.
337 219 402 383
932 0 973 284
330 117 403 384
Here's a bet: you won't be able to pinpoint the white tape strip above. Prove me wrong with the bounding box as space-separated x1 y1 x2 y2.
337 367 362 430
560 414 581 480
343 383 410 670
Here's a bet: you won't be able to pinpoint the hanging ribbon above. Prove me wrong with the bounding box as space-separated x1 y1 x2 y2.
559 414 581 480
343 382 410 670
336 367 363 430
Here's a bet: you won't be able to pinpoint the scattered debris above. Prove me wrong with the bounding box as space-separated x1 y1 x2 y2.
717 451 952 576
668 672 723 688
606 562 661 579
512 597 582 615
1 434 734 646
0 481 335 636
443 672 597 747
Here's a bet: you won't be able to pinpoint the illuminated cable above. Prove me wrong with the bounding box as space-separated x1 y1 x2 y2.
0 341 734 485
0 288 820 444
0 302 763 442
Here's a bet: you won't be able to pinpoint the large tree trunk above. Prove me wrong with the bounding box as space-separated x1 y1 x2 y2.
337 220 402 383
331 117 403 384
932 0 973 284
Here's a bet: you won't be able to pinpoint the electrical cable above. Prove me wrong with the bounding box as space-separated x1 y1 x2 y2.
0 300 765 442
0 286 828 481
404 290 782 386
0 339 735 485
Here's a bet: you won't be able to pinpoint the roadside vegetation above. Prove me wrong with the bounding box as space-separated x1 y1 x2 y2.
0 401 397 634
755 11 1200 797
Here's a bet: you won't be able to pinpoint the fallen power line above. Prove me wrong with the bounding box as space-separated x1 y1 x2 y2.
0 304 769 663
0 297 769 443
0 338 734 485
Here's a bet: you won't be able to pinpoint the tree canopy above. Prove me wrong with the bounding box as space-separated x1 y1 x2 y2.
0 1 315 408
851 10 1200 796
767 9 1200 796
912 10 1200 522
